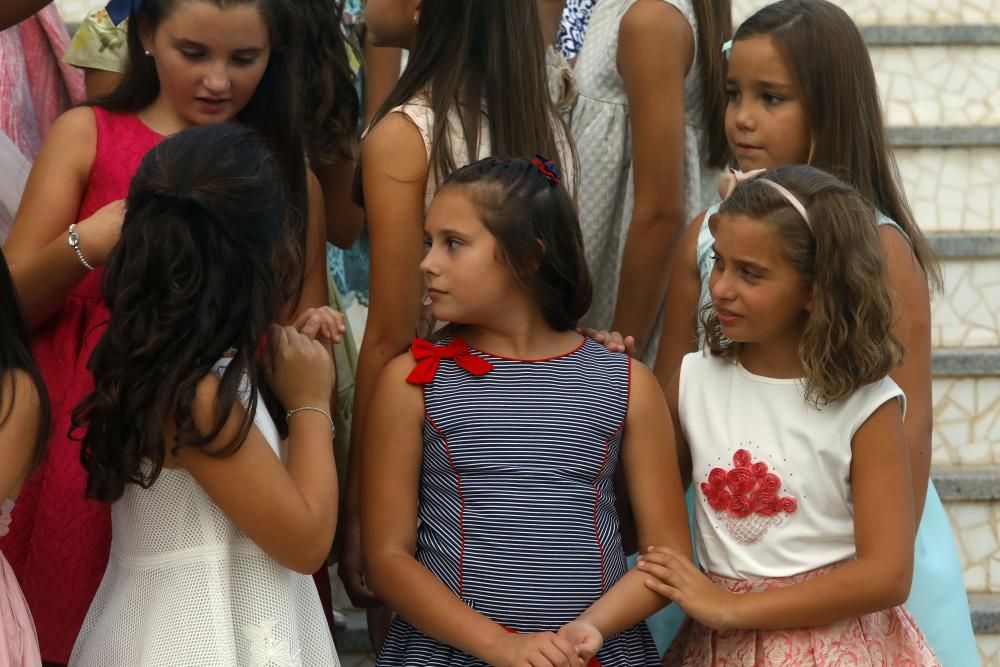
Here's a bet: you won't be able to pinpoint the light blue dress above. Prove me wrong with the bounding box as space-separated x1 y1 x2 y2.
654 203 980 666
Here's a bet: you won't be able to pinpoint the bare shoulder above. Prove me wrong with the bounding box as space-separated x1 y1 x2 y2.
0 369 42 416
629 359 665 406
621 0 694 43
362 112 428 183
46 106 98 160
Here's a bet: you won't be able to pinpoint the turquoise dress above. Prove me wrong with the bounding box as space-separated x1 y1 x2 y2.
645 203 979 665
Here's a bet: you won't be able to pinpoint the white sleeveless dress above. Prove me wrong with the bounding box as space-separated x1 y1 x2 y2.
70 359 338 667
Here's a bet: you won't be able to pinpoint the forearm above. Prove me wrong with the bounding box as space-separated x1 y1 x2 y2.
368 551 510 661
612 215 685 355
283 410 339 570
727 558 911 631
345 325 413 513
10 234 94 329
579 569 667 638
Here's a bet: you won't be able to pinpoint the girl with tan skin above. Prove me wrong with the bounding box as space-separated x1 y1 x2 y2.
340 0 576 634
0 0 52 30
1 1 342 661
651 1 976 662
644 165 939 665
363 157 688 666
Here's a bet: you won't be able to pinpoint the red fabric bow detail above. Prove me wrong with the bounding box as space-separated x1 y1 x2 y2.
406 337 494 385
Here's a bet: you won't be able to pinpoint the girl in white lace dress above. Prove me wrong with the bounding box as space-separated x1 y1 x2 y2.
69 125 341 667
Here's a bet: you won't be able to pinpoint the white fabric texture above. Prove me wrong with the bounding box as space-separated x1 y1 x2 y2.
0 132 30 243
70 359 338 667
679 351 905 580
570 0 718 364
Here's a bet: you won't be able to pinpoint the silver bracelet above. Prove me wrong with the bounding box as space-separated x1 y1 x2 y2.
286 406 336 436
67 224 95 271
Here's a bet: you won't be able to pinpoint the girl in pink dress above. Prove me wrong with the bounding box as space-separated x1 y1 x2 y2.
1 0 340 661
0 248 50 667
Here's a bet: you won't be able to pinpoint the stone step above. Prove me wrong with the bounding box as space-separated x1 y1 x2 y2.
895 147 997 234
934 467 1000 501
863 25 1000 46
931 258 1000 348
733 0 1000 26
932 373 1000 468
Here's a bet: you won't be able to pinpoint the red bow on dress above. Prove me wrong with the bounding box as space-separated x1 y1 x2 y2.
406 337 494 385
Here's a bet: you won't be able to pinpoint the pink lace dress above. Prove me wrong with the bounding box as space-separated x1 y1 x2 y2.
0 500 41 667
0 109 164 663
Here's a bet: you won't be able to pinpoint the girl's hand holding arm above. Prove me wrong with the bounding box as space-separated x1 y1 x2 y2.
3 108 114 329
577 326 636 357
291 306 346 346
561 363 692 658
639 397 914 630
340 112 428 607
653 210 707 388
363 356 583 667
174 325 338 574
611 0 693 357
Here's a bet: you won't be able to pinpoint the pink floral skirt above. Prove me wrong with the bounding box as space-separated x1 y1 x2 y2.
663 565 940 666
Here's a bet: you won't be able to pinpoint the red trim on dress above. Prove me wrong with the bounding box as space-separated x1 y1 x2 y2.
464 335 587 363
425 412 466 597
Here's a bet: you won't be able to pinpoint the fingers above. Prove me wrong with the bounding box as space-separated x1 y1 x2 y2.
623 335 636 357
292 307 347 344
339 565 380 607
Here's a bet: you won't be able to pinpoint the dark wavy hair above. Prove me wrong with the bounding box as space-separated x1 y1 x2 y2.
89 0 309 306
702 165 904 406
357 0 576 202
732 0 940 289
297 0 360 166
73 125 286 502
0 253 50 468
441 156 591 332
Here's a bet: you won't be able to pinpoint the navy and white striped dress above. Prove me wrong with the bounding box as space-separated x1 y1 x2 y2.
377 337 659 666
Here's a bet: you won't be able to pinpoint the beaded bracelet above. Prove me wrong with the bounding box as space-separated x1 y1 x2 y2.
286 406 335 437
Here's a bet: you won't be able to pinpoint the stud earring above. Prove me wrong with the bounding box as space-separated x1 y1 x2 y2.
144 49 152 57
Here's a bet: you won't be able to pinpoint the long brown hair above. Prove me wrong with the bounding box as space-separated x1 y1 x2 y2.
693 0 733 168
362 0 575 194
733 0 940 289
441 157 591 332
90 0 309 307
702 166 904 407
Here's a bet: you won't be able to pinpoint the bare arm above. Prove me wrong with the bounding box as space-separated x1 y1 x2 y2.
84 69 123 98
575 363 691 638
641 398 915 629
653 211 707 388
362 35 402 128
611 1 693 357
174 326 338 574
339 112 428 605
0 0 51 31
3 108 122 329
314 155 365 249
537 0 567 48
0 371 43 501
280 170 332 326
880 226 932 521
363 355 581 666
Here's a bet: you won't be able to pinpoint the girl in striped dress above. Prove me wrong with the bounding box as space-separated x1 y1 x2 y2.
362 156 690 667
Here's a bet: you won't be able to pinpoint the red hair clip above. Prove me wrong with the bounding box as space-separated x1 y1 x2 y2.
531 155 561 186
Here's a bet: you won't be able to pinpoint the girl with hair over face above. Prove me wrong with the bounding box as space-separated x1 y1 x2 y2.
0 247 50 665
643 165 939 665
362 156 688 666
1 0 342 661
653 1 975 662
70 124 340 666
341 0 577 626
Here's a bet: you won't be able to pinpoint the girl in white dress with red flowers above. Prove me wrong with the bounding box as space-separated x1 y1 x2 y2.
640 165 940 666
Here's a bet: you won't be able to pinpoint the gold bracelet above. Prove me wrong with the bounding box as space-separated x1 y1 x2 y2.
286 406 335 436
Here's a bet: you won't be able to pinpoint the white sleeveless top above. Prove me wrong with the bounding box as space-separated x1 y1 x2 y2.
70 359 338 667
679 351 904 580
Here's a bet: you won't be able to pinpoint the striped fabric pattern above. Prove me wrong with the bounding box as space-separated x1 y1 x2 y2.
377 338 659 666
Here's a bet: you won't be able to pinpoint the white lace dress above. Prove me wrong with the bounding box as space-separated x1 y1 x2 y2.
69 360 338 667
